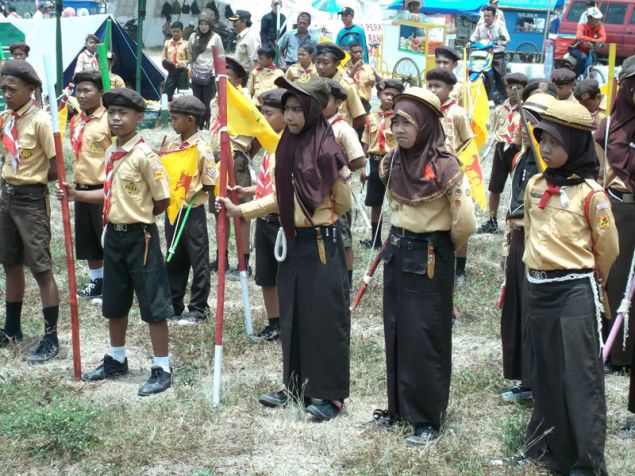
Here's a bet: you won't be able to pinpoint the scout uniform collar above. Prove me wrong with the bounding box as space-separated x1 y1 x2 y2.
87 105 106 119
179 131 201 148
14 99 37 116
115 133 143 153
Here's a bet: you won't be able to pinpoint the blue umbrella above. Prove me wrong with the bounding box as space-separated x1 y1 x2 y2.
312 0 343 13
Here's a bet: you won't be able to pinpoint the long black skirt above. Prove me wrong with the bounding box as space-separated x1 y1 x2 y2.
526 276 607 476
606 195 635 367
277 225 351 400
382 228 454 430
501 227 530 382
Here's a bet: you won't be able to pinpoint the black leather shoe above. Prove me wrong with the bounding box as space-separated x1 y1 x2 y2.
82 355 129 381
406 424 439 445
138 366 172 396
306 400 342 421
259 390 289 408
369 408 399 428
27 337 59 364
0 328 23 348
256 321 280 341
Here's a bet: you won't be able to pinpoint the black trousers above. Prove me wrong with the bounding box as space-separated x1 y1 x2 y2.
165 69 189 101
191 78 217 129
164 205 210 317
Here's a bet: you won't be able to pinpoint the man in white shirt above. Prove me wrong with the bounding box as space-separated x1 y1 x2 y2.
229 10 262 74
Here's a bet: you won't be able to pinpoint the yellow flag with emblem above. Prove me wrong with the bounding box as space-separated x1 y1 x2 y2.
227 82 279 153
469 78 490 149
456 138 487 210
160 145 199 225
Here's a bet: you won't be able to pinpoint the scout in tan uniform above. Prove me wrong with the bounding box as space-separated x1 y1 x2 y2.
345 40 376 113
361 80 404 249
166 96 217 326
247 44 284 105
522 101 618 475
62 88 174 397
324 78 366 289
161 21 190 101
372 87 476 444
70 71 111 299
434 46 465 106
477 72 527 234
106 52 126 89
551 68 579 102
219 76 352 422
315 42 366 131
0 60 61 363
284 43 316 82
575 78 606 127
74 34 100 75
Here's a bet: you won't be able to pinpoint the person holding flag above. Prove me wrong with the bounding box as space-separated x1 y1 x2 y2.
163 95 217 326
70 70 112 299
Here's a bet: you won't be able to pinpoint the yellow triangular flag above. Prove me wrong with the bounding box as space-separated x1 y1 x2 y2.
456 138 487 211
58 104 68 139
227 82 279 153
160 145 199 224
469 78 490 149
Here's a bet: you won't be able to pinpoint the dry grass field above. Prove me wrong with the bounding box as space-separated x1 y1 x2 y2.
0 126 632 475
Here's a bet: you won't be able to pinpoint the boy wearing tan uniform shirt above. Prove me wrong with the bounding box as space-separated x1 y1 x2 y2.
0 60 61 363
162 21 190 101
247 45 284 105
345 40 376 113
285 43 316 82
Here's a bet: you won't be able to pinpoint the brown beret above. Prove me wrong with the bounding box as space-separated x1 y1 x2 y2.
315 42 346 62
426 67 457 86
226 57 247 80
377 79 405 94
102 88 146 112
275 75 330 109
522 78 558 101
0 59 42 88
434 45 461 62
551 68 576 85
504 72 528 86
574 78 601 101
170 95 206 118
258 88 285 108
324 78 348 101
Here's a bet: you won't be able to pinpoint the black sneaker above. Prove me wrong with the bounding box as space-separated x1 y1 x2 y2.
27 337 59 364
306 400 342 422
210 258 229 273
77 278 103 299
501 382 532 403
227 266 253 282
0 328 23 347
177 311 207 326
476 218 499 234
406 424 439 445
258 390 289 408
82 354 129 381
256 321 280 341
138 366 172 396
368 408 399 428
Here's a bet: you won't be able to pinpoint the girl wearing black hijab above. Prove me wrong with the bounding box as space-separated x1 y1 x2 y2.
522 101 618 475
218 76 351 422
372 87 476 444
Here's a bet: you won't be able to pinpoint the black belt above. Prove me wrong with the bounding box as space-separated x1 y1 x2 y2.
369 153 383 161
528 268 594 280
1 182 46 196
259 213 280 224
389 227 449 249
107 222 149 232
294 225 337 241
75 183 103 191
608 188 635 204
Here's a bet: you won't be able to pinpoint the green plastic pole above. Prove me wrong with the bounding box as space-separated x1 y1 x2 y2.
136 0 146 94
55 0 63 95
166 192 198 262
0 42 5 61
96 43 111 92
105 17 112 52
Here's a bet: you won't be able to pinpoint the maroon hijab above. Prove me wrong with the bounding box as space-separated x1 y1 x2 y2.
274 90 347 244
380 97 463 205
595 76 635 192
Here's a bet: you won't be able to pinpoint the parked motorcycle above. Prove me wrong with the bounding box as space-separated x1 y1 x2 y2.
468 41 505 105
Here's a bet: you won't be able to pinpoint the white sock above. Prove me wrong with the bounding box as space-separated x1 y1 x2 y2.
89 267 104 280
153 356 171 373
108 346 126 363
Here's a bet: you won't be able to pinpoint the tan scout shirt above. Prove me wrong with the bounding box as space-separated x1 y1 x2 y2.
440 99 473 154
285 63 317 82
449 79 465 107
162 38 190 68
241 166 352 225
563 93 580 104
109 74 126 89
328 115 364 162
74 49 99 75
234 27 261 74
1 102 55 185
167 132 218 207
106 135 170 225
346 62 375 103
362 110 396 156
595 142 629 193
72 106 111 185
386 172 477 250
248 67 284 105
523 175 619 284
332 70 366 126
492 100 522 145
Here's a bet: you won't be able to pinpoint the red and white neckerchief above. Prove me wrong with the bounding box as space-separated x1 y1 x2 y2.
377 110 393 154
538 182 569 210
255 65 278 71
70 112 93 160
255 152 273 199
440 99 457 113
170 39 180 64
102 137 144 225
504 103 517 150
85 51 98 70
2 100 37 172
329 114 344 126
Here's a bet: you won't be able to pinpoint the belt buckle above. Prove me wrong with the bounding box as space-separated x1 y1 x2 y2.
531 270 547 280
113 223 127 232
407 241 413 250
390 234 401 247
3 183 15 195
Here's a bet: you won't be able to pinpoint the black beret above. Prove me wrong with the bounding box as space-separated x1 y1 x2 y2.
258 88 285 108
102 88 146 112
522 78 558 101
0 59 42 88
426 67 457 86
275 75 330 109
324 78 348 101
503 72 528 86
9 42 30 55
315 42 346 63
434 45 461 62
73 70 103 90
170 95 206 118
226 57 247 80
377 79 405 94
551 68 576 85
574 78 601 100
